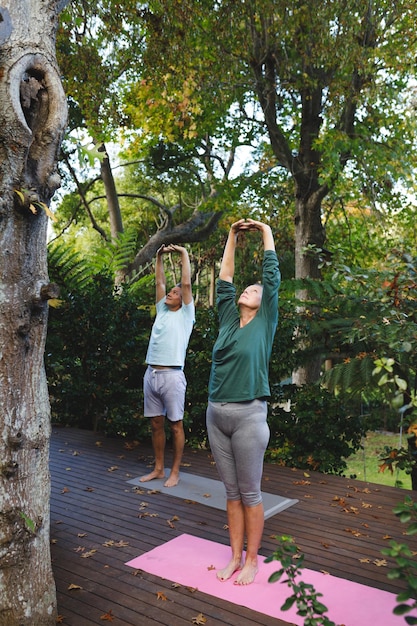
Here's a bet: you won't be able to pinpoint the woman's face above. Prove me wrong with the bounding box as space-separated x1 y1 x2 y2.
238 284 263 310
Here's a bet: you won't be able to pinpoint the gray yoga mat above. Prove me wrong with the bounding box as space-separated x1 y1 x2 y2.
128 470 298 520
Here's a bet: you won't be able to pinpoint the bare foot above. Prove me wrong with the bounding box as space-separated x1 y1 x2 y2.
234 560 258 585
216 558 242 582
139 469 165 483
164 472 180 487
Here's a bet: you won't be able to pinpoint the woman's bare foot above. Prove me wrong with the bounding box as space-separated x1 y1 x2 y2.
164 472 180 487
234 560 258 585
216 558 242 582
139 469 165 483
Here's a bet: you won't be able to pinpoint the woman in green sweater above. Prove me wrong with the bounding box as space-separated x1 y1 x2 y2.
207 218 280 585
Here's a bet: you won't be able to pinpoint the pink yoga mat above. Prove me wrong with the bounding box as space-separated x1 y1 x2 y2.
126 534 410 626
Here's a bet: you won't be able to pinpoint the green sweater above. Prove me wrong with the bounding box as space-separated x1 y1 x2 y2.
208 250 280 403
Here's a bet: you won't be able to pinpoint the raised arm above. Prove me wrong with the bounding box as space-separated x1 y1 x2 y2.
155 245 168 303
172 245 193 305
245 218 275 251
219 219 246 283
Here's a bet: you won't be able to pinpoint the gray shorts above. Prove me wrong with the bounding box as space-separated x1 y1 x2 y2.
143 366 186 422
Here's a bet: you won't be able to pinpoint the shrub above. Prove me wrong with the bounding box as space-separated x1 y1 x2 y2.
267 384 365 474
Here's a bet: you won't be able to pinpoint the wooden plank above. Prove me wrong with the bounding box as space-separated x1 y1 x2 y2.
50 427 416 626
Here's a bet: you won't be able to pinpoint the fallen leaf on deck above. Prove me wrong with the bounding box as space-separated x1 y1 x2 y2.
344 528 363 537
68 583 82 590
78 533 87 538
107 466 119 472
373 559 387 567
72 451 79 456
383 535 393 540
171 583 181 588
156 591 168 601
293 480 311 485
186 586 198 593
203 493 211 498
114 540 129 547
85 487 95 492
56 615 65 623
167 519 175 528
359 558 371 563
74 546 85 553
95 441 103 447
100 610 114 621
61 487 69 493
361 502 372 509
81 549 97 558
192 613 207 625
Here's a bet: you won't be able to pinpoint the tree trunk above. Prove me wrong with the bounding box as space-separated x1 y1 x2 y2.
0 1 68 624
292 188 326 385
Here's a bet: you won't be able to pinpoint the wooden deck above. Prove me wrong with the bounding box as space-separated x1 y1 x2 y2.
50 427 416 625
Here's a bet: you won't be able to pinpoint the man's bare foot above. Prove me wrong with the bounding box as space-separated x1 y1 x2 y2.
234 560 258 585
139 469 165 483
164 472 180 487
216 558 242 582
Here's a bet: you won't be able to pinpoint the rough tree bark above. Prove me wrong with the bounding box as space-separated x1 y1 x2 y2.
0 1 68 624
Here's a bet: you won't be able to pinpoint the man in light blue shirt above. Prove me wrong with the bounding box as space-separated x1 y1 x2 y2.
140 245 194 487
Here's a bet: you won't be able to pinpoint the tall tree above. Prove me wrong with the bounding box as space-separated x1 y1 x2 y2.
0 1 68 623
134 0 417 382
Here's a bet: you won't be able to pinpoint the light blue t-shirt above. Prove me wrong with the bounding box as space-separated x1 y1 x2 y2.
145 298 195 368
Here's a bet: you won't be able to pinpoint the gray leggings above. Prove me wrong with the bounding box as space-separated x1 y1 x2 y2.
206 400 269 507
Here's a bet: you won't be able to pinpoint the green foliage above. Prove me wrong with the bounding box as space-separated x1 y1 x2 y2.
46 258 152 438
267 384 365 474
266 535 338 626
381 497 417 625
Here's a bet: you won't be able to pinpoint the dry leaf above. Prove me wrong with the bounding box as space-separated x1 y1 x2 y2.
107 466 119 472
203 493 211 498
100 610 114 621
186 586 198 593
95 441 103 447
74 546 85 553
68 583 82 590
167 519 175 529
81 549 97 558
171 583 181 588
383 534 393 540
85 487 95 492
170 516 180 522
361 502 372 509
114 540 129 547
359 558 371 563
192 613 207 625
78 533 87 538
373 559 387 567
61 487 69 493
56 615 65 623
156 591 168 601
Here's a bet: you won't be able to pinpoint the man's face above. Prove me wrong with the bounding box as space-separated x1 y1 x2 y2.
165 286 182 311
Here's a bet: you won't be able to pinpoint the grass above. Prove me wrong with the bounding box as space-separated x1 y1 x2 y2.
344 430 412 490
